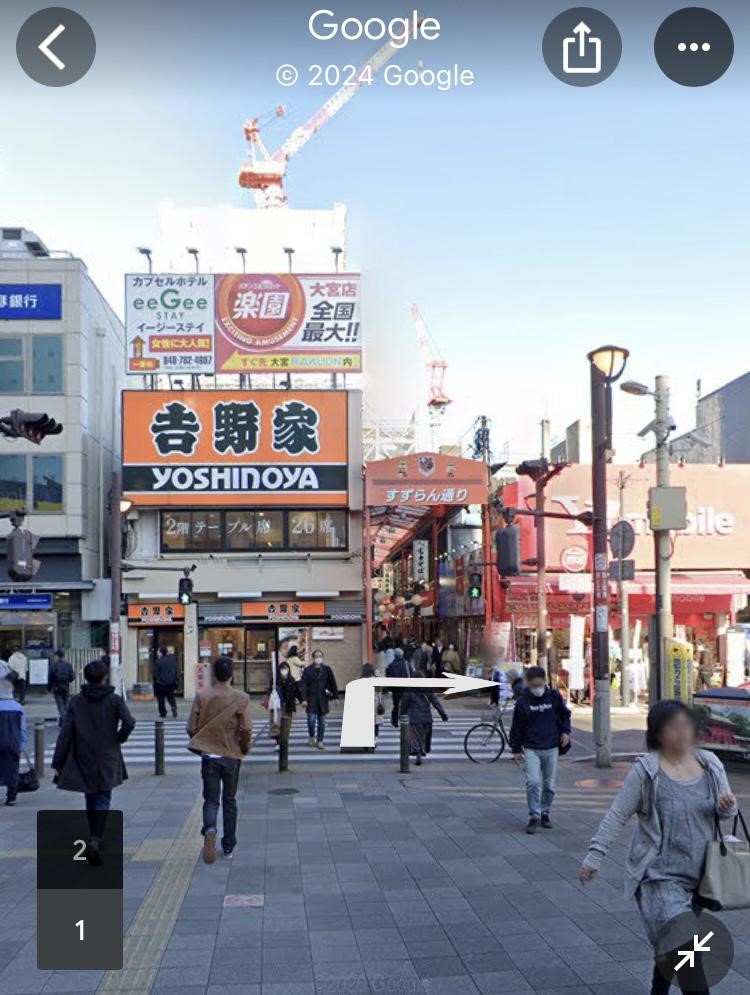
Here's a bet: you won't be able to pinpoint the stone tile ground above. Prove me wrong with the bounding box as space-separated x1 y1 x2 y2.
2 712 749 994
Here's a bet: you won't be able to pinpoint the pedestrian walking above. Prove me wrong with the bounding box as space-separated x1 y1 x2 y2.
695 642 714 692
48 649 75 726
362 661 385 747
509 666 571 833
0 660 27 806
411 640 431 676
283 644 305 683
441 642 461 674
187 656 252 864
300 651 338 750
274 657 303 756
153 645 179 718
398 668 448 765
8 646 28 705
51 658 136 864
431 637 445 677
386 647 412 727
579 699 738 995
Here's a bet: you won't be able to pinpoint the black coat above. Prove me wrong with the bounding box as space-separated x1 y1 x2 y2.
52 684 135 794
300 664 338 714
274 673 303 714
154 653 178 687
399 689 448 724
48 658 75 691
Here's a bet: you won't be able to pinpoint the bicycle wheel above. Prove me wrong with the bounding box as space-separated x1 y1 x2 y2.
464 723 506 763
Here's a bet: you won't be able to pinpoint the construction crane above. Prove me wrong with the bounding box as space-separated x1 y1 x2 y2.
411 304 452 452
239 21 423 208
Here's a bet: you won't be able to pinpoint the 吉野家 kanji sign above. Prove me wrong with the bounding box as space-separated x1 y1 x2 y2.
127 603 185 627
123 273 362 376
122 390 349 507
125 274 215 375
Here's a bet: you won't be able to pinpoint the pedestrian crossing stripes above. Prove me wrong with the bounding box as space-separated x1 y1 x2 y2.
44 714 507 766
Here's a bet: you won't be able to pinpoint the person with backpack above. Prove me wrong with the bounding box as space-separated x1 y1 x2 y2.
509 665 571 834
0 660 27 806
51 658 136 863
48 649 75 726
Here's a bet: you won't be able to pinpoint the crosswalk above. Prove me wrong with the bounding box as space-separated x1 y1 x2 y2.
44 712 510 766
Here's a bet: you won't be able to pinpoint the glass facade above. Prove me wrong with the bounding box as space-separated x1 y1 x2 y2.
161 509 347 552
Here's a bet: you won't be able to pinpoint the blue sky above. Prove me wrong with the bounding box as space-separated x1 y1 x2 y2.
1 0 748 462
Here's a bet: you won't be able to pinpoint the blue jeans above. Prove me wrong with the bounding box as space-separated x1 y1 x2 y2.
84 790 112 841
523 747 558 818
307 711 325 742
201 756 241 853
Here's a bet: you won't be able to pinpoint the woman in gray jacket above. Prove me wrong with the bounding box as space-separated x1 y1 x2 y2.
579 700 737 995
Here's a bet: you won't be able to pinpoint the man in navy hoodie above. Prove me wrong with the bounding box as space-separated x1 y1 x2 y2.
509 666 571 834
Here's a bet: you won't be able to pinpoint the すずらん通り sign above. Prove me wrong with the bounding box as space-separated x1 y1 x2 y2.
122 390 348 507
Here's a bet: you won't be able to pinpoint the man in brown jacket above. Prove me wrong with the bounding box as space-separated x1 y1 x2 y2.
187 656 252 864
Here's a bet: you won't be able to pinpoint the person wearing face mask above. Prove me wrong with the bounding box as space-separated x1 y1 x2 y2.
509 666 571 834
300 651 338 750
273 659 303 762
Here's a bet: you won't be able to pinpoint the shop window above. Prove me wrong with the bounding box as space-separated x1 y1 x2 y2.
0 454 26 511
32 454 64 512
225 510 256 550
254 511 283 549
289 510 347 549
161 511 222 551
32 335 63 393
0 337 24 393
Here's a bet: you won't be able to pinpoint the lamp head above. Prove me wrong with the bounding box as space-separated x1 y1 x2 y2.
587 344 629 383
620 379 651 396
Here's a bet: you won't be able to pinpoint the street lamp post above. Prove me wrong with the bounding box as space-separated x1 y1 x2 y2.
588 345 629 768
137 247 153 274
235 246 247 272
186 247 200 273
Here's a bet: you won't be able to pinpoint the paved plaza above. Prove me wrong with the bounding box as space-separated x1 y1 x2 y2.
2 707 750 995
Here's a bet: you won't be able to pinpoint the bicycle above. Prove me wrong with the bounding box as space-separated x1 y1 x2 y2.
463 697 513 763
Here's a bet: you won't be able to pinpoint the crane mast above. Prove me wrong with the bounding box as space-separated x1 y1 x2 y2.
411 304 451 452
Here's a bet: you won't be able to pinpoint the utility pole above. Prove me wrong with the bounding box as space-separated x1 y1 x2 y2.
617 471 631 707
479 416 494 640
109 471 123 693
537 418 551 669
653 375 673 701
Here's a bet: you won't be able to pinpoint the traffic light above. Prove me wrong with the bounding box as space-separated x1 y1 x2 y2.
6 526 40 582
0 410 63 444
496 524 521 577
178 575 194 605
468 572 482 600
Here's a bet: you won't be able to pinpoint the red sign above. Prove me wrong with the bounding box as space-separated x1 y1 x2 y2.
241 600 326 622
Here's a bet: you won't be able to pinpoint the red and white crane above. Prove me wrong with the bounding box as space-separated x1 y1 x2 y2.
239 22 423 208
411 304 451 452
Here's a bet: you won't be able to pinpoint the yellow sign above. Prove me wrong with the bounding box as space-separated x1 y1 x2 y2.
665 638 694 704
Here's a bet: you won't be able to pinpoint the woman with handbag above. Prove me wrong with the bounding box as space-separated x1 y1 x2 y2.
0 660 28 806
579 699 738 995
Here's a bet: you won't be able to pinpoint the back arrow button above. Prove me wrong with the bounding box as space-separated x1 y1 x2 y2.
17 7 96 87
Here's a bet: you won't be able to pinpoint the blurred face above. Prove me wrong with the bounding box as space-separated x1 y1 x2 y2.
658 712 696 754
527 676 546 697
313 654 323 667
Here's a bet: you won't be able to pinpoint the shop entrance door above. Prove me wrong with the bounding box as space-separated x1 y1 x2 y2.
136 628 185 694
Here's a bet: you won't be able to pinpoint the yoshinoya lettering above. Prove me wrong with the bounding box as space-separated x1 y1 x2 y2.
123 463 347 494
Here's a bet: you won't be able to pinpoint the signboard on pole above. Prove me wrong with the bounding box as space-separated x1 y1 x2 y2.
609 520 635 559
122 389 349 507
412 539 429 583
125 275 215 375
214 273 361 374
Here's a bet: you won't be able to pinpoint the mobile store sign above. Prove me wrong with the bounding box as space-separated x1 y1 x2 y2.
125 274 214 375
122 389 349 507
0 284 61 320
124 273 362 375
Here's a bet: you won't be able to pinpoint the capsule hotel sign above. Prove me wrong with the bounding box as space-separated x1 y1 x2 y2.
122 390 349 507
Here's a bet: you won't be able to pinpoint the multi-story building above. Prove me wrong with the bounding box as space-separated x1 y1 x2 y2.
0 227 125 663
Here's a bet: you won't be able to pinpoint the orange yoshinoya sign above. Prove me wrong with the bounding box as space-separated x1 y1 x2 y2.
122 390 349 507
365 453 488 507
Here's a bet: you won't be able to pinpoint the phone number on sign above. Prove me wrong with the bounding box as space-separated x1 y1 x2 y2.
276 63 475 91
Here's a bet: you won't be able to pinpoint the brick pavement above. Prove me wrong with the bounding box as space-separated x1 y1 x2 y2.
2 714 749 995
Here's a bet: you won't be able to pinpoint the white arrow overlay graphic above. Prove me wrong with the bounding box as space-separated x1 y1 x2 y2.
340 673 498 750
675 931 714 972
39 24 66 70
